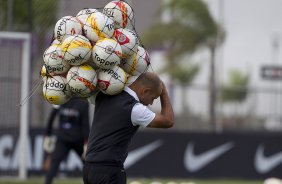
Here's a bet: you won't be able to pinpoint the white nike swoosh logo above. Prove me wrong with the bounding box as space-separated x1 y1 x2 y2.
184 142 234 172
255 144 282 174
124 140 163 169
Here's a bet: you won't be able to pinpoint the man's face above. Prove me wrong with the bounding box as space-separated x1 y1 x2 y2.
139 86 162 106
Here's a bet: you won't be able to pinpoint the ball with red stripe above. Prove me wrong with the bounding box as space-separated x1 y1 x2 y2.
43 42 70 75
103 0 134 29
113 28 137 58
66 64 98 97
54 16 83 41
120 46 150 76
97 66 127 95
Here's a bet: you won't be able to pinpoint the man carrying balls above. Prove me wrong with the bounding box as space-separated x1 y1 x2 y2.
83 72 174 184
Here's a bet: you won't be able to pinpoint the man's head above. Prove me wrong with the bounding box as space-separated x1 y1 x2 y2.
129 72 162 106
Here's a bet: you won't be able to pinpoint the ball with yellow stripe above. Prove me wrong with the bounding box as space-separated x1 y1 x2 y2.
61 35 92 66
83 12 115 43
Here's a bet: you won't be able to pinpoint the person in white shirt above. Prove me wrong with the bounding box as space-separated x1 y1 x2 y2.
84 72 174 184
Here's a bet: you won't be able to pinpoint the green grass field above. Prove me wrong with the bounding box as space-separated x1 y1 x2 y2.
0 177 263 184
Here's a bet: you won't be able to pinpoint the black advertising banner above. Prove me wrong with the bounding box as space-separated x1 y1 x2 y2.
127 131 282 179
1 129 282 179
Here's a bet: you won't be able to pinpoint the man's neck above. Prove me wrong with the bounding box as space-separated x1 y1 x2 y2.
128 84 141 100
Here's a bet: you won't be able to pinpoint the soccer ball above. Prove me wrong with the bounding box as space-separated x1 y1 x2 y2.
61 35 92 66
54 16 83 41
126 29 141 46
92 38 122 69
103 0 134 29
43 44 70 75
66 64 98 97
43 76 71 105
40 65 48 82
113 28 137 58
51 39 62 45
264 178 282 184
40 65 47 78
120 46 150 76
125 74 138 86
83 12 115 42
97 65 127 95
76 8 98 25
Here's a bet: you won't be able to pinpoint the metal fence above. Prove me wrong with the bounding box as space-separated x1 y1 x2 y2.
0 0 282 132
168 83 282 132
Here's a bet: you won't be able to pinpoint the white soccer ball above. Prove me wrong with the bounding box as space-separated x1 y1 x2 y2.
103 0 134 29
40 65 48 83
66 64 98 97
61 35 92 66
129 181 142 184
92 38 122 69
43 76 71 105
51 39 62 45
120 46 150 76
76 8 98 25
54 16 83 41
43 44 70 75
97 66 127 95
113 28 137 58
125 74 138 86
127 29 141 46
264 178 282 184
83 12 115 42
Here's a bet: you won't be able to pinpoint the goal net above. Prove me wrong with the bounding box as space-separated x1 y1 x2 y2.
0 32 31 180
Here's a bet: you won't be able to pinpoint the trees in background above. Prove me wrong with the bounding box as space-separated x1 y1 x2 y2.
143 0 225 129
165 62 200 113
0 0 58 126
220 69 249 129
0 0 57 32
221 69 249 103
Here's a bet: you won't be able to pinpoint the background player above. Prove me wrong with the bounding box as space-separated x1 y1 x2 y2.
43 97 90 184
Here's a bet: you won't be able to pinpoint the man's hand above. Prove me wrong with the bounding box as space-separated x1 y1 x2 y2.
148 81 174 128
43 136 56 153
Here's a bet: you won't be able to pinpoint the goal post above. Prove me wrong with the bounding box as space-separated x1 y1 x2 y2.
0 32 31 180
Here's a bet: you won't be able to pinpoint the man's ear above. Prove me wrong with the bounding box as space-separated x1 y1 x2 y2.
142 87 150 94
135 86 144 98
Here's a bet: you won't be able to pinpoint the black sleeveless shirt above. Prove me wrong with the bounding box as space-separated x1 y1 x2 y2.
85 91 139 165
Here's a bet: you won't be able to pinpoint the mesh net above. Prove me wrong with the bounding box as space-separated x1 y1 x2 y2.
42 0 154 106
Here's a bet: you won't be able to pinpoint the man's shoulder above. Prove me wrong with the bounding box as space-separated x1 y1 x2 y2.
118 90 138 102
97 90 132 98
97 90 137 104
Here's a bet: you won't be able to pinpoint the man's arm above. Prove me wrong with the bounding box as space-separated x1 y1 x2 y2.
147 82 174 128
